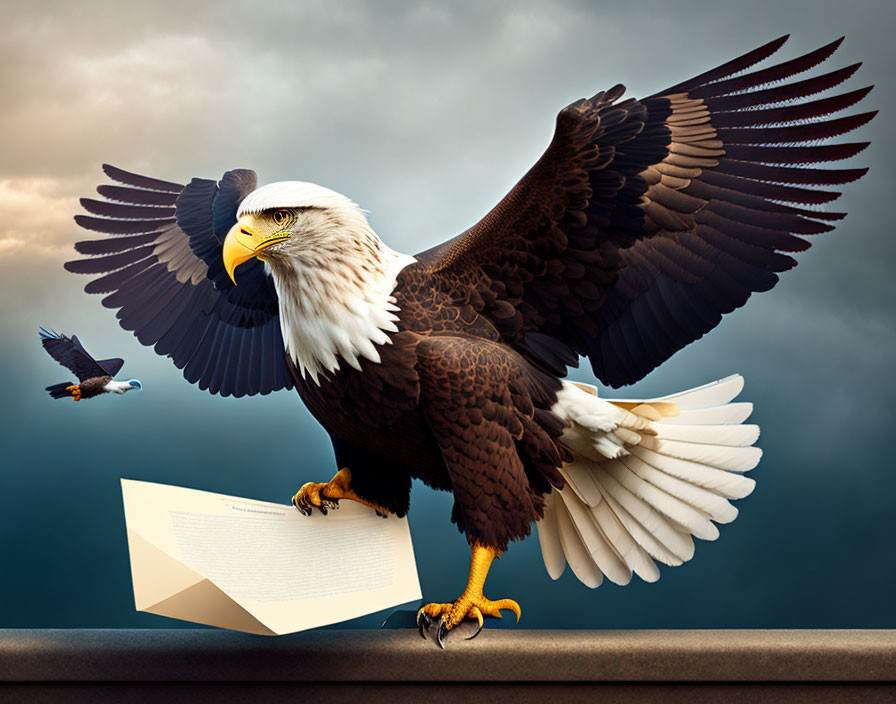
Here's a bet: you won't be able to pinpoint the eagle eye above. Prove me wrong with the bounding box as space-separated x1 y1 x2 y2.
272 209 290 227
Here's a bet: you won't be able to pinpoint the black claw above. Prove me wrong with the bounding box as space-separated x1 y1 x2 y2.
465 621 484 641
375 510 388 519
436 619 448 649
417 611 430 640
293 496 311 517
317 503 328 515
325 500 339 510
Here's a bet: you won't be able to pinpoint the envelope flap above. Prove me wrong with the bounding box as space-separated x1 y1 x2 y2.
126 529 206 610
146 578 277 635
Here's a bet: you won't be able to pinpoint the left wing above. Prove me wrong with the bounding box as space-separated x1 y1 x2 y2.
38 328 118 381
418 36 874 386
67 165 292 397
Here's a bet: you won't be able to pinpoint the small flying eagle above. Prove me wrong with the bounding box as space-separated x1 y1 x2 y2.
40 328 142 401
67 36 873 643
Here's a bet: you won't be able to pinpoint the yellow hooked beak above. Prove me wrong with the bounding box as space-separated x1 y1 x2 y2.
222 218 291 285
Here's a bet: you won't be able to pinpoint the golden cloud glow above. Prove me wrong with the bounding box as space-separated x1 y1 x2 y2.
0 179 83 258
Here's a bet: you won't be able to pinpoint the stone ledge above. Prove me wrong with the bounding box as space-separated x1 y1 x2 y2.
1 629 894 683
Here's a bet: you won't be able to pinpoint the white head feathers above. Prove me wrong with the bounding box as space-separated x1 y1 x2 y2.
238 181 360 216
243 181 415 385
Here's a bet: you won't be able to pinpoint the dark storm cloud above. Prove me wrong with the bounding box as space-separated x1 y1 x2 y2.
0 0 894 628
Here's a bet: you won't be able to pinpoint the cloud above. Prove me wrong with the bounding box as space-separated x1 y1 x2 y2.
0 178 84 257
0 0 889 347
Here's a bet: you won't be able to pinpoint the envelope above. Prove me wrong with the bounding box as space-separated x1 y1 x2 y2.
121 479 422 635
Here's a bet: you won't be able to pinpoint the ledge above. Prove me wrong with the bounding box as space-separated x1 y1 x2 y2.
2 629 894 702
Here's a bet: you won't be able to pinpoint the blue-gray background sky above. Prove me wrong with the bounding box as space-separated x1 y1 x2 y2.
1 0 893 630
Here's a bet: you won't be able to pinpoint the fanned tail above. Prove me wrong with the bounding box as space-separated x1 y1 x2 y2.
46 381 78 400
538 375 759 587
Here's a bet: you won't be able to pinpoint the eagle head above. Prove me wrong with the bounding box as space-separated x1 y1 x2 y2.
222 181 372 285
222 181 416 383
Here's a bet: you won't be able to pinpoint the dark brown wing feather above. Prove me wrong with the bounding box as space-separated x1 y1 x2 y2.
39 329 109 382
418 36 874 387
94 357 125 376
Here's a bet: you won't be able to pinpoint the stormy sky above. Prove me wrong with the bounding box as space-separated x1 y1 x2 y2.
1 0 893 630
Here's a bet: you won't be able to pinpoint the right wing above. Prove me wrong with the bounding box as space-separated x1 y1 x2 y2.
67 165 292 397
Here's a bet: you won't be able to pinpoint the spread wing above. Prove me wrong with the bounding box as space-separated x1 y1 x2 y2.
94 357 125 376
38 327 115 381
418 36 875 387
67 165 292 397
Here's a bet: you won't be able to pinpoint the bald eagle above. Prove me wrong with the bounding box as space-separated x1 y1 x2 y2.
40 328 142 401
68 36 873 644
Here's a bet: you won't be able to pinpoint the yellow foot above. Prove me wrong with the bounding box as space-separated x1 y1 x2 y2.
291 481 341 516
291 467 390 518
66 385 82 402
417 596 521 648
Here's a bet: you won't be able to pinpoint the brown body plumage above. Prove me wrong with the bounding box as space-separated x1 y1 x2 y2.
76 375 113 400
293 264 570 548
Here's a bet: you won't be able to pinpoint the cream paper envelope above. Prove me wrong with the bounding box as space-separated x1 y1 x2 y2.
121 479 422 635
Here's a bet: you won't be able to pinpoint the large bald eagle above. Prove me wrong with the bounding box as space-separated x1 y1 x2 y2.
68 36 873 643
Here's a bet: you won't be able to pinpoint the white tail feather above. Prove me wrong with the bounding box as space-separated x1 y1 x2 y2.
591 496 660 582
620 453 737 526
662 402 753 425
536 491 566 580
562 457 604 504
604 459 720 539
652 423 759 446
555 497 603 588
593 466 695 562
600 485 687 567
557 488 632 585
637 437 763 472
537 374 760 587
653 374 745 408
628 447 756 500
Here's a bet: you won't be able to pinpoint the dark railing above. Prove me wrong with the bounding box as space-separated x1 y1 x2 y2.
2 629 894 702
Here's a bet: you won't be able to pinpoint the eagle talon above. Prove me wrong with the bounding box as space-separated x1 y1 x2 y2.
292 482 337 516
465 607 484 640
417 595 516 647
291 493 314 516
417 544 521 647
465 622 484 641
436 619 448 649
416 609 432 640
292 470 391 518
